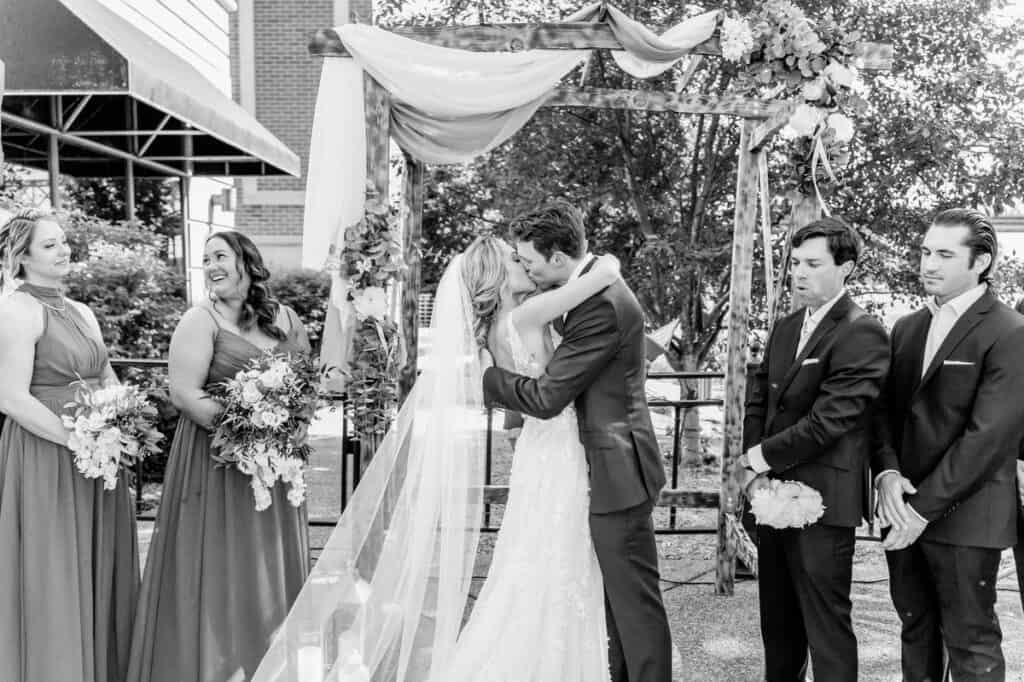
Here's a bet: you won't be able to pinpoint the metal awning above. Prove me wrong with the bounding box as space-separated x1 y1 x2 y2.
0 0 300 177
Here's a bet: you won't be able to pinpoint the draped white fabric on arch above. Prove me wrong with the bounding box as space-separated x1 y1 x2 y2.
302 4 722 384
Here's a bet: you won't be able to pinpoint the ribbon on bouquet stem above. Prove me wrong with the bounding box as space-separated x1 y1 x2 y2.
757 152 775 323
809 127 837 218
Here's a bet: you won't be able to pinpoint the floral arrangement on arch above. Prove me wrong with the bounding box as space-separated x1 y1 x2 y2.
328 199 407 442
719 1 869 200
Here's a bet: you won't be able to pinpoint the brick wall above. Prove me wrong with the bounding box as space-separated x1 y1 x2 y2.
230 0 332 245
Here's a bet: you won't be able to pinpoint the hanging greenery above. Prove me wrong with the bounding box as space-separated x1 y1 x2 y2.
332 200 407 442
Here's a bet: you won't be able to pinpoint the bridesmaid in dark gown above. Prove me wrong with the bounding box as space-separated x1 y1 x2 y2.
127 231 310 682
0 209 139 682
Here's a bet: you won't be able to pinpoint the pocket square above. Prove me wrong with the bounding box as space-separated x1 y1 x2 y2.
801 358 820 366
943 360 974 366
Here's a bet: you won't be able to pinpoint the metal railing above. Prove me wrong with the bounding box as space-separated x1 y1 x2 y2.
108 360 726 543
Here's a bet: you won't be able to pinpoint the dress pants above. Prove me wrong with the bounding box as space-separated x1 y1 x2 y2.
886 539 1004 681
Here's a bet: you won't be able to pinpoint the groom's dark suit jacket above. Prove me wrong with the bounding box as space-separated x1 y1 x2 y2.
483 260 665 514
872 291 1024 548
744 293 890 527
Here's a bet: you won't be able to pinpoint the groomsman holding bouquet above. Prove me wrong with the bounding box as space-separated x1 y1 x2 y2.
737 217 890 682
873 209 1024 681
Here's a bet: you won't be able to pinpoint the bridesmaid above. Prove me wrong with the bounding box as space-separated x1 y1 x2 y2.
0 209 139 682
127 230 311 682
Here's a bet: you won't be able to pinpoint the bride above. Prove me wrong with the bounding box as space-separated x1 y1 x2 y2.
252 235 620 682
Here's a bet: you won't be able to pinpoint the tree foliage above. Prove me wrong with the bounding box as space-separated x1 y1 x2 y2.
382 0 1024 368
62 177 183 243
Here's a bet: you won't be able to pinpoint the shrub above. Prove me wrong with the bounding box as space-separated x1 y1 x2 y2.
268 269 331 355
63 214 187 486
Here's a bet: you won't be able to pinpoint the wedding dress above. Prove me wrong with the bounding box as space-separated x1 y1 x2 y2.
437 321 610 681
250 255 608 682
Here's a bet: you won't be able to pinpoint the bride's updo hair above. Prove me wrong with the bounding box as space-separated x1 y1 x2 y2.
460 235 508 348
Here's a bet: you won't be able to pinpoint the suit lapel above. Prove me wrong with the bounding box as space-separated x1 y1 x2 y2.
915 292 994 395
776 294 852 399
898 310 931 395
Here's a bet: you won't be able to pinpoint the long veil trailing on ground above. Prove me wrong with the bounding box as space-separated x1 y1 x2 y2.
252 255 486 682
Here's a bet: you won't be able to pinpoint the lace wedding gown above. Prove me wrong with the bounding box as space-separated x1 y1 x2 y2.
439 322 611 682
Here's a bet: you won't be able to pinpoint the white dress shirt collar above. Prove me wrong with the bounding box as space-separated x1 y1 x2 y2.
925 283 987 318
803 287 847 328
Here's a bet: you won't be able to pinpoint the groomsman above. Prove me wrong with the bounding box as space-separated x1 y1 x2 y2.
873 209 1024 681
1015 297 1024 613
737 217 890 682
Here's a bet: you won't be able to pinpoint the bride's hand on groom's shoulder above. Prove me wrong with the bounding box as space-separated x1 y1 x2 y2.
594 254 621 280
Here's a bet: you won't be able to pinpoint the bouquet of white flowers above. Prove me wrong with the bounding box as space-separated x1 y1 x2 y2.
62 382 164 490
209 351 323 511
749 479 826 529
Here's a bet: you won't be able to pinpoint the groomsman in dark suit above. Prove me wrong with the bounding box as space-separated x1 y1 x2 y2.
737 217 890 682
1015 297 1024 613
873 209 1024 681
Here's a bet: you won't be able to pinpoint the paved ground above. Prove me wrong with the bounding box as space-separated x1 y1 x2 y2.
137 420 1024 681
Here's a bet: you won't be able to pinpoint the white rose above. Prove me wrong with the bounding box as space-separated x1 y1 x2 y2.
273 407 290 428
251 481 272 511
788 104 823 137
720 16 754 62
823 62 855 88
259 366 286 390
87 411 108 431
351 286 389 320
241 382 263 406
826 112 855 143
287 484 306 507
801 78 826 102
250 409 267 429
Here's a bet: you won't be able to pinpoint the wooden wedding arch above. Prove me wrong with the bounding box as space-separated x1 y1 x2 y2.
309 1 892 595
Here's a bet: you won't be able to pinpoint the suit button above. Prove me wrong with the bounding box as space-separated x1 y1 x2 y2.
777 404 786 412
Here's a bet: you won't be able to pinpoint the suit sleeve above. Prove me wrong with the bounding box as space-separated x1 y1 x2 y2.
870 322 902 476
760 317 890 472
483 296 619 420
909 324 1024 521
743 326 774 452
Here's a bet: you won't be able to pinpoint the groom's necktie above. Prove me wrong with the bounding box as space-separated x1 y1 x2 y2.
794 313 813 360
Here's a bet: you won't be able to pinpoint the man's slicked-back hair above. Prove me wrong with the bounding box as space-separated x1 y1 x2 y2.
791 216 862 278
508 200 587 260
930 208 998 283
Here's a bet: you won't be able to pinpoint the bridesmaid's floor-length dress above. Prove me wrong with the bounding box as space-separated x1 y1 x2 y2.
0 282 140 682
127 308 311 682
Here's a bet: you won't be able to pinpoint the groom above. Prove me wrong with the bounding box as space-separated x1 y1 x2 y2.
482 201 672 682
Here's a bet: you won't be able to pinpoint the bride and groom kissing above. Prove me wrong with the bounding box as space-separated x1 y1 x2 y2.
252 200 673 682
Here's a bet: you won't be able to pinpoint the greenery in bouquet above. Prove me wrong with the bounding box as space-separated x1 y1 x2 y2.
62 381 164 491
208 351 325 510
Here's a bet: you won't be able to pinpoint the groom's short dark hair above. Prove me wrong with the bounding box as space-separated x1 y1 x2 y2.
508 201 587 260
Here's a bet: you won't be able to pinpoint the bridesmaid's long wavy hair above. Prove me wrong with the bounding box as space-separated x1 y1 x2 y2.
206 231 286 341
0 209 57 290
460 235 508 349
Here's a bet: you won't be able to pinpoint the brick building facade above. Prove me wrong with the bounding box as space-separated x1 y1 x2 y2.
229 0 337 268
